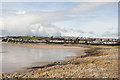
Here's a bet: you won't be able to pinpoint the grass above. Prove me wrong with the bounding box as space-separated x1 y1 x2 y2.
18 36 41 40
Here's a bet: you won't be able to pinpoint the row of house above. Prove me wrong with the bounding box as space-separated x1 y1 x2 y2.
1 36 120 45
1 37 47 43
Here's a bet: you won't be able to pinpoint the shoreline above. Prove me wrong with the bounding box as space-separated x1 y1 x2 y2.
6 42 89 57
1 42 88 74
4 42 86 49
1 43 118 78
2 42 90 58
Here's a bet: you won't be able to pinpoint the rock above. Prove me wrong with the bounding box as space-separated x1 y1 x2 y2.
105 61 112 64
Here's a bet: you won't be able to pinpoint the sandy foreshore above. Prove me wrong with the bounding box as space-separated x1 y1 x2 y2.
5 42 85 49
1 43 119 79
3 42 87 56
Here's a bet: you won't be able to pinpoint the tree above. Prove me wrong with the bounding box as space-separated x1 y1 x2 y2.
50 36 53 40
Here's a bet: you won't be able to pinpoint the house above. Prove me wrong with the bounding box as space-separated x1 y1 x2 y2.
49 40 64 44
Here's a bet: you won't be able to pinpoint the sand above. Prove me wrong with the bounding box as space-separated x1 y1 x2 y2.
5 43 84 49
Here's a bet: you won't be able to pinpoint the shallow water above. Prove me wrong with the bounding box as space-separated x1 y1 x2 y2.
0 43 79 73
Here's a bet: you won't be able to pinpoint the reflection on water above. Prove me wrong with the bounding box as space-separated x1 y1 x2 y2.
1 43 79 73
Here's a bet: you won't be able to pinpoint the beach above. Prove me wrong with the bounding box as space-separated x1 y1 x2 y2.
5 42 86 49
1 43 119 78
1 43 87 73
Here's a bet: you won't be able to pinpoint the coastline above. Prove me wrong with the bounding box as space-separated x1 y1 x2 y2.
3 42 88 59
3 42 90 58
1 42 87 73
2 42 87 61
5 42 85 49
1 43 118 78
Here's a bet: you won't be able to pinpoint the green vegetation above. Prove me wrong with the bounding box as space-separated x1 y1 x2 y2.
18 36 41 39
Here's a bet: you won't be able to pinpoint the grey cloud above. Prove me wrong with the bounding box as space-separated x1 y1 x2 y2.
88 31 95 34
76 29 85 33
101 31 118 37
2 23 63 37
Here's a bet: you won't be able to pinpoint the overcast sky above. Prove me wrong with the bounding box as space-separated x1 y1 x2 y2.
0 2 118 38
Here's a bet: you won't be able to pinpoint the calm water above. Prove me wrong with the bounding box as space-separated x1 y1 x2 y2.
0 43 79 73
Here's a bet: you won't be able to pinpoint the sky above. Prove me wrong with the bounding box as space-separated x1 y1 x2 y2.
0 2 118 38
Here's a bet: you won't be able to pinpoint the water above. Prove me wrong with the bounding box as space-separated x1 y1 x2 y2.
0 43 79 73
